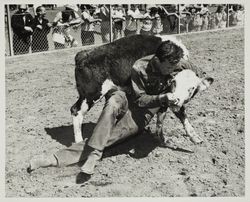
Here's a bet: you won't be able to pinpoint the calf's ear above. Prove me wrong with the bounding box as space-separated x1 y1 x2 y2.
198 77 214 91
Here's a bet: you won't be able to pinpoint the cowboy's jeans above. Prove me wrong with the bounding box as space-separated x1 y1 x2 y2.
54 90 160 167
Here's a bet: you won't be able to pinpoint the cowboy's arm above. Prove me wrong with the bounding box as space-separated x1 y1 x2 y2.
131 68 170 108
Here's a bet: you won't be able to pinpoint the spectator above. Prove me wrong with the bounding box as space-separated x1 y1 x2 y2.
229 5 244 27
151 7 163 35
180 13 192 33
52 4 81 49
80 5 101 46
124 4 141 37
11 4 34 55
188 7 198 31
112 4 126 40
200 4 209 15
179 4 187 13
236 5 244 26
166 5 178 33
215 5 227 28
31 6 52 53
178 5 191 33
97 5 111 43
201 11 209 31
192 12 203 31
209 12 217 29
140 8 153 35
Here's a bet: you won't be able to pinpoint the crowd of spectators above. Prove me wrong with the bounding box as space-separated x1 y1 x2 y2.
8 4 244 55
179 4 244 32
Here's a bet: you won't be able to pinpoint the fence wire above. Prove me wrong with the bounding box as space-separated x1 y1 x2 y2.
5 4 245 56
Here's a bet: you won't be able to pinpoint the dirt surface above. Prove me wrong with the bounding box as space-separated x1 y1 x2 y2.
5 28 244 197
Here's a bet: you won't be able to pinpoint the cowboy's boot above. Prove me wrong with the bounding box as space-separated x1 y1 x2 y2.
27 154 58 173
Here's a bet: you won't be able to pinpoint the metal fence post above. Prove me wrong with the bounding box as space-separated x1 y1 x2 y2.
109 4 113 42
227 4 229 27
6 5 14 56
177 4 180 34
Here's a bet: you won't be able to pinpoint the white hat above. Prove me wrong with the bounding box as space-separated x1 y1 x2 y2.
19 4 28 10
64 4 78 12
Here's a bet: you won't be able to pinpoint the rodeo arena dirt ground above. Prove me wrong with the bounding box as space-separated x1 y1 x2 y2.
5 27 244 197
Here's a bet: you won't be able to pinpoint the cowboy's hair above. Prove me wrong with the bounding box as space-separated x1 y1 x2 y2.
155 40 184 64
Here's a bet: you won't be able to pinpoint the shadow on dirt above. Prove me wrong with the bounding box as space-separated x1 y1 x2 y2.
45 122 159 161
45 122 96 147
45 122 193 166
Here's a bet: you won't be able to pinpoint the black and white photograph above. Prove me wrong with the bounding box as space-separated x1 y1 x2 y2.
2 0 248 199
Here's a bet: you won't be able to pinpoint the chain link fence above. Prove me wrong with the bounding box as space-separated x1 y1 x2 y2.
5 4 245 56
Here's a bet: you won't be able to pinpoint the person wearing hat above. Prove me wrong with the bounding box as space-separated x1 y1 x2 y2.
139 8 153 35
80 4 102 45
192 12 203 32
52 4 81 49
96 4 111 43
112 4 126 40
31 6 52 52
11 4 34 55
124 4 142 37
215 5 227 29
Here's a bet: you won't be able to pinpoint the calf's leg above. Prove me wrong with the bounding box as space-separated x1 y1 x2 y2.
155 108 168 145
71 97 90 143
173 106 203 144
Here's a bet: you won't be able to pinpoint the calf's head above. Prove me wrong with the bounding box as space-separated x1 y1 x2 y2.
168 69 214 111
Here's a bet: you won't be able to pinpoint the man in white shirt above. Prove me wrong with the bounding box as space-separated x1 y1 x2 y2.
52 4 81 49
80 5 101 45
125 4 142 36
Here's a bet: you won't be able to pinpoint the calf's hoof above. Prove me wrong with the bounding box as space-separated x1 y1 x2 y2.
27 154 57 173
160 138 177 149
189 134 203 144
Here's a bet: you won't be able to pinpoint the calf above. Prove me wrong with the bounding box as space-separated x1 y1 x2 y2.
71 34 189 143
156 69 214 145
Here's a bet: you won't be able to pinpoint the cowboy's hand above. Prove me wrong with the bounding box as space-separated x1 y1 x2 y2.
24 26 33 32
36 25 42 29
159 93 179 106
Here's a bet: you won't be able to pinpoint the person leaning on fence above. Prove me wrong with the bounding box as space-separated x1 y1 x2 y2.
139 10 153 35
139 7 162 36
215 5 227 29
96 5 111 43
31 6 52 53
112 4 126 40
11 4 34 55
229 5 244 27
200 10 209 31
27 39 204 184
52 4 81 49
192 12 203 32
124 5 141 37
80 5 102 46
151 8 163 35
208 12 217 30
